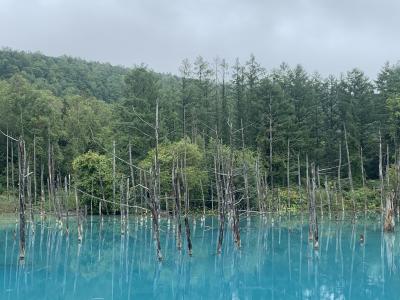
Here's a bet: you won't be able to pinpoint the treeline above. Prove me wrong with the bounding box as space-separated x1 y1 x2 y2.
0 48 127 102
1 49 400 211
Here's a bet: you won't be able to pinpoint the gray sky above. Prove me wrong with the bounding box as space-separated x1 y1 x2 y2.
1 0 399 78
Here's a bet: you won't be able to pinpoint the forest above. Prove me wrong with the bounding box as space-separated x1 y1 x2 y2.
1 48 400 217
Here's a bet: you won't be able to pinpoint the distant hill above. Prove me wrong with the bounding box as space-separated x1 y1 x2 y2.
0 48 129 102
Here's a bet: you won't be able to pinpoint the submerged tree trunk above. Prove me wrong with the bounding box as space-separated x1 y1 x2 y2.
75 188 83 242
18 138 26 261
344 125 355 211
306 155 312 241
172 161 182 250
311 163 319 249
338 141 344 213
360 147 366 188
6 129 9 202
287 139 290 210
379 131 384 212
325 176 331 218
40 165 45 218
241 119 250 216
298 153 301 206
384 191 395 232
33 135 37 205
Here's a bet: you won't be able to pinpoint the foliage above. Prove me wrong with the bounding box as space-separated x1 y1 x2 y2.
72 151 114 213
1 48 400 212
139 139 207 206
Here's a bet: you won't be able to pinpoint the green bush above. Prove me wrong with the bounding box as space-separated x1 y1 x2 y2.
72 151 114 214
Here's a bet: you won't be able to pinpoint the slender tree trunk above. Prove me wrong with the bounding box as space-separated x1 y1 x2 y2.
344 125 354 211
120 182 125 235
297 153 301 205
126 178 130 227
27 163 34 230
311 163 319 249
325 176 331 218
6 129 9 202
338 141 344 213
40 165 45 218
255 155 262 212
129 142 136 214
360 147 366 188
154 99 163 260
64 176 69 234
200 179 205 217
384 191 395 232
113 140 116 215
241 119 250 216
33 135 37 204
395 154 400 218
216 143 225 254
75 188 83 242
269 95 273 202
287 139 290 210
386 145 390 188
379 130 384 212
11 141 15 196
18 138 26 261
172 160 182 250
306 155 312 241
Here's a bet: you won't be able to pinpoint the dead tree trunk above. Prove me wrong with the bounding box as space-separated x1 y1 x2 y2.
287 139 290 210
125 178 130 229
379 131 384 212
6 129 9 202
40 165 45 218
256 156 260 211
338 141 344 213
200 179 205 218
112 140 116 215
11 140 15 197
216 143 226 254
317 166 323 217
325 176 331 218
128 142 136 214
182 159 193 256
386 145 390 188
297 153 301 206
384 191 395 232
344 125 355 211
269 93 274 202
306 155 312 241
395 153 400 218
64 176 69 234
120 182 125 235
75 188 83 242
18 138 26 261
172 160 182 250
229 122 240 248
360 147 366 188
144 98 163 261
33 135 37 204
241 119 250 216
311 163 319 249
27 163 34 230
144 169 163 260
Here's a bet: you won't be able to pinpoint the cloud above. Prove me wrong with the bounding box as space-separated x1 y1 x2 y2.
0 0 399 78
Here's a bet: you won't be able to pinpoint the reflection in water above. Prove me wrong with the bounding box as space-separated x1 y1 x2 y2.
0 213 399 299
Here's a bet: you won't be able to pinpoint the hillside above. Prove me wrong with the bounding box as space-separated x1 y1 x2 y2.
0 48 128 102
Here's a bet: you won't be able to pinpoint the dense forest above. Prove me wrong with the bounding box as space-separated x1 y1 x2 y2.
1 48 400 213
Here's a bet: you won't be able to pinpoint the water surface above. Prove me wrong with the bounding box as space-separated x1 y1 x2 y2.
0 214 398 299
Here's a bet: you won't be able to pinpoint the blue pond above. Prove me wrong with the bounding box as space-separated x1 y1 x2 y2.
0 214 398 299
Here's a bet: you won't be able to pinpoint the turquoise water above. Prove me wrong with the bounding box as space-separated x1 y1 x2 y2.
0 214 398 299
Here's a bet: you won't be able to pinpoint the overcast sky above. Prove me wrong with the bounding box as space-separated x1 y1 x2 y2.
0 0 399 78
